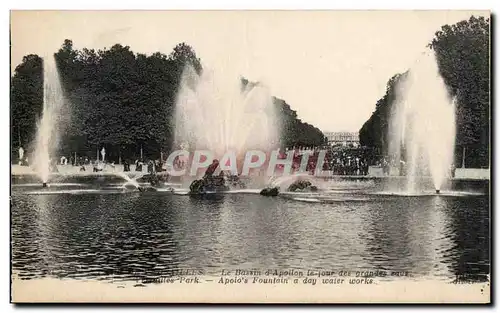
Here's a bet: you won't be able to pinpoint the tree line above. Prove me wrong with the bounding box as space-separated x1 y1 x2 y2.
359 16 490 168
11 40 326 162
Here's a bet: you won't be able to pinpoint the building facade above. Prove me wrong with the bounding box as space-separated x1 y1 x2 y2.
324 132 360 147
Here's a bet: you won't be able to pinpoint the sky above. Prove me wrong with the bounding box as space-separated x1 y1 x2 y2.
10 10 489 133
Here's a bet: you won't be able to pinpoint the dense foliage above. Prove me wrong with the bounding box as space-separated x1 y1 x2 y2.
11 40 325 162
358 72 408 156
11 54 43 159
273 97 326 148
359 16 490 168
241 78 326 148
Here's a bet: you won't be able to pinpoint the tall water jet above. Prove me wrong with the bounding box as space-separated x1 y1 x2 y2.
33 55 66 185
388 51 456 193
174 64 281 175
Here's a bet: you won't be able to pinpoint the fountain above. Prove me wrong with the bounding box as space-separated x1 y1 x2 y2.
388 50 456 194
268 173 320 191
115 172 143 189
33 55 67 187
173 64 281 190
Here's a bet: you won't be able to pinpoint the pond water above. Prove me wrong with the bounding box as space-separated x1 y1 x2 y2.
11 178 490 285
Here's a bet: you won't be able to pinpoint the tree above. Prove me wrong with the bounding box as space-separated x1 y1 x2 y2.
10 54 43 158
11 39 325 163
430 15 490 168
360 15 490 168
242 78 326 148
359 72 407 154
168 42 203 80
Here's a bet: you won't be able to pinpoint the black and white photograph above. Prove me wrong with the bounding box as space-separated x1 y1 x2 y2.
9 9 491 303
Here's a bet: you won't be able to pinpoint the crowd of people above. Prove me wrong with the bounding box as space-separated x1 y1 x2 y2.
85 158 167 174
278 146 376 176
14 145 387 177
123 159 167 173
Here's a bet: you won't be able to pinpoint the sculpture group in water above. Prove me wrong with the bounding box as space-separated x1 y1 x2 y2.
137 157 319 196
188 159 245 195
260 179 319 197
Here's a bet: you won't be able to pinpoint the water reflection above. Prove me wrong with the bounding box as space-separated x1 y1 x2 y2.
443 196 490 283
11 190 489 284
13 193 184 282
426 196 454 279
364 196 422 274
170 195 303 272
362 195 489 282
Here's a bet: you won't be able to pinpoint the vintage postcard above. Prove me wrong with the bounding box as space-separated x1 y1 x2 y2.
10 10 490 303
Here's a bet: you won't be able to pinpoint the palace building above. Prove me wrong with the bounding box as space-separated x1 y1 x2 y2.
324 132 359 147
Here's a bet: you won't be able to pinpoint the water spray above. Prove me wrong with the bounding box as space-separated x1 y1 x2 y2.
388 51 456 194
